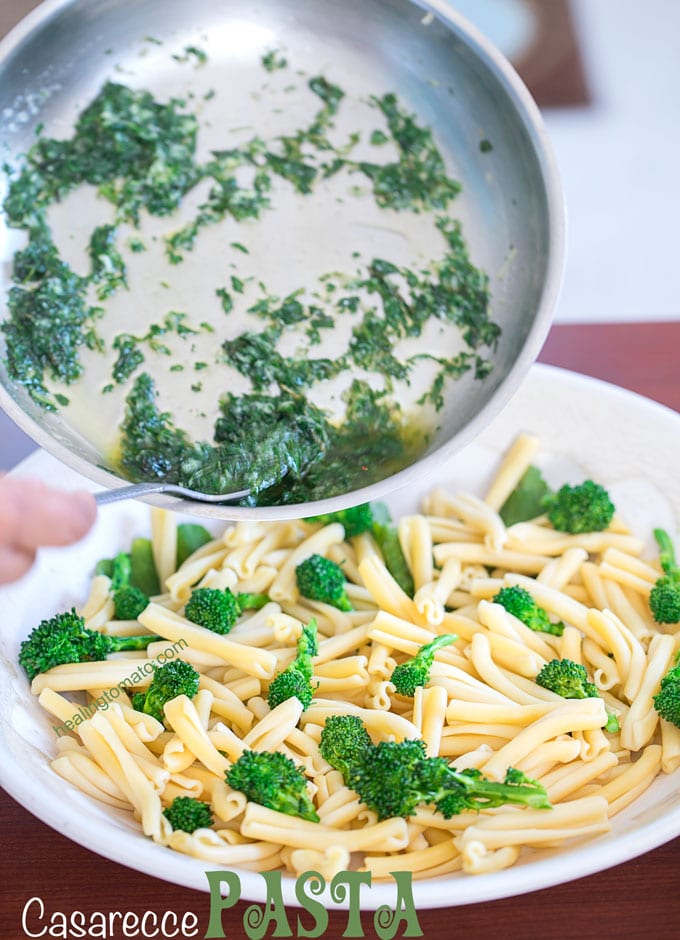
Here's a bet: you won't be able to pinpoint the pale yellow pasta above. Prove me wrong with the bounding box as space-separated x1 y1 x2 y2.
358 555 419 621
78 574 115 623
601 578 655 643
660 720 680 774
241 803 409 851
197 675 254 734
302 700 419 741
434 542 552 575
467 633 544 705
455 795 610 850
540 751 619 803
31 659 154 694
478 599 557 661
537 547 588 590
169 828 282 869
151 507 178 588
163 695 230 776
413 685 447 757
439 493 507 552
243 698 304 752
26 435 680 884
459 842 521 875
364 837 460 878
483 432 540 511
414 557 462 625
504 523 643 558
599 745 662 816
620 634 676 751
165 548 232 603
138 604 277 679
79 711 170 840
398 514 434 590
268 522 345 603
327 541 362 585
285 846 350 881
51 752 132 809
480 699 608 780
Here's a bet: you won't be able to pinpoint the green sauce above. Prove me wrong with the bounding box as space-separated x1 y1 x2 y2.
2 60 500 504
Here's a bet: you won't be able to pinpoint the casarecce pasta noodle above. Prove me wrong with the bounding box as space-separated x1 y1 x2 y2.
25 433 680 880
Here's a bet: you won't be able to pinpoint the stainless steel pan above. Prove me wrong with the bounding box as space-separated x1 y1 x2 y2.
0 0 564 519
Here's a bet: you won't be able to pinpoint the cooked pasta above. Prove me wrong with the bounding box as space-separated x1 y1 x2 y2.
25 434 679 882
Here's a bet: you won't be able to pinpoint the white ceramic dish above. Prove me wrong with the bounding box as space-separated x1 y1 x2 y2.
2 363 680 909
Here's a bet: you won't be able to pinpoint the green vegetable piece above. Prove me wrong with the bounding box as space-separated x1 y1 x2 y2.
113 585 149 621
319 716 550 821
226 749 319 821
19 609 159 680
371 507 415 597
129 538 161 596
94 557 115 578
110 551 132 591
391 634 457 696
176 523 213 567
185 587 240 634
295 554 352 611
318 714 373 780
545 480 615 534
653 656 680 727
499 466 551 526
133 659 200 724
267 620 318 710
308 503 374 538
536 658 619 732
493 585 564 636
649 529 680 624
163 796 213 833
237 593 269 611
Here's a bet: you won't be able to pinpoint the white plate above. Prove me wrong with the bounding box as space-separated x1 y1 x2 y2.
2 363 680 910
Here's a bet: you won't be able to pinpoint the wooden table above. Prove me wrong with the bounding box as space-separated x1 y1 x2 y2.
2 321 680 939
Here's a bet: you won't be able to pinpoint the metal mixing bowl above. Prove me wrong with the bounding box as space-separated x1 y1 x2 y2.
0 0 564 519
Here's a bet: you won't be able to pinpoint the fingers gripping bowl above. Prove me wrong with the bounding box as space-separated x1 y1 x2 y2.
0 0 563 518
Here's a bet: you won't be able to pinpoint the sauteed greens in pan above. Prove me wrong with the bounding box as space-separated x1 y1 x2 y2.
2 54 500 504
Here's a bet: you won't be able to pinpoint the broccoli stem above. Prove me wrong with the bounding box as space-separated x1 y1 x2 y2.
654 528 679 576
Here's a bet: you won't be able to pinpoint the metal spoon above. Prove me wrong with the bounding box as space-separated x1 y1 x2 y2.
94 481 251 506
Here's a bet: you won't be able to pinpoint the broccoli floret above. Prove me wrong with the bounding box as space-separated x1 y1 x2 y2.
308 504 374 538
544 480 615 534
237 592 270 611
318 714 373 779
649 529 680 624
267 620 318 710
226 749 319 821
536 658 619 732
113 584 149 620
653 656 680 726
536 658 598 698
493 586 564 636
18 609 159 680
185 587 240 634
163 796 213 833
390 633 457 696
133 659 200 723
103 549 151 620
295 554 352 611
319 716 550 821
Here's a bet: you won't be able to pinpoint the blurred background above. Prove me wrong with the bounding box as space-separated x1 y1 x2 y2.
1 0 679 468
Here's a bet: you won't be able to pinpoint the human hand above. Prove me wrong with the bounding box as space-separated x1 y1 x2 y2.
0 477 97 584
